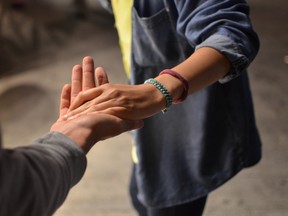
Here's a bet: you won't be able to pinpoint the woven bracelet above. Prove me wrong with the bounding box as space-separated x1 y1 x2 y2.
159 69 189 103
144 78 173 113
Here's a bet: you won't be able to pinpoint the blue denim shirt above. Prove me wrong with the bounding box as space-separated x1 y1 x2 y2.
130 0 261 208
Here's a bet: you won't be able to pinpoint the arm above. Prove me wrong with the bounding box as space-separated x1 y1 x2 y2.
66 0 259 120
157 0 259 103
155 47 231 104
65 49 231 119
0 132 87 216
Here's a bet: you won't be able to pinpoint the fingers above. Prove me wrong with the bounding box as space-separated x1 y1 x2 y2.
68 56 110 112
68 88 103 111
68 105 134 121
82 56 96 90
95 67 109 86
59 84 71 118
71 65 82 103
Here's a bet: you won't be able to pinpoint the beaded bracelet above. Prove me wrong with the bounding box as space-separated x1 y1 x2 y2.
144 78 173 113
159 69 189 103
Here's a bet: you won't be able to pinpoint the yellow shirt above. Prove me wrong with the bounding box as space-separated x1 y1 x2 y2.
111 0 133 78
111 0 138 163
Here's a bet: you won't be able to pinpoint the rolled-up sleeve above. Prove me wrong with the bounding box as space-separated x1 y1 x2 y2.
173 0 260 82
0 132 87 216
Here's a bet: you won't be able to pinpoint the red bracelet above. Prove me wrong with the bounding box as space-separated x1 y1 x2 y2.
159 69 189 103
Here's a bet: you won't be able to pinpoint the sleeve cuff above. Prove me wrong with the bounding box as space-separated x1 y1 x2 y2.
195 34 249 83
35 132 87 187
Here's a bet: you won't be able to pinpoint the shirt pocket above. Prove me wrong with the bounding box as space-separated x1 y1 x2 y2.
132 6 183 67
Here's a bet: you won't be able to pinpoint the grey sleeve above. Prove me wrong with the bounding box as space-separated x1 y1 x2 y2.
0 132 87 216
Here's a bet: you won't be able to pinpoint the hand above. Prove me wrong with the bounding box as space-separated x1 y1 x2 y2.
65 60 168 121
65 83 167 120
63 56 167 120
50 57 143 153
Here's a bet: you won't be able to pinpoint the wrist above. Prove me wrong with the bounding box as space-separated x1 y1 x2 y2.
140 83 167 111
67 128 95 154
144 79 172 113
155 74 184 103
51 121 94 154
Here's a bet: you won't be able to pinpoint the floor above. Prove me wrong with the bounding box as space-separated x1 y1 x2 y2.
0 0 287 216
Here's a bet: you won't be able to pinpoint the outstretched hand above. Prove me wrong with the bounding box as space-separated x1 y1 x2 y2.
50 57 143 153
64 59 166 120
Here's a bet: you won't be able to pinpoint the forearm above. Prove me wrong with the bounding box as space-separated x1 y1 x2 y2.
0 132 87 216
155 47 231 103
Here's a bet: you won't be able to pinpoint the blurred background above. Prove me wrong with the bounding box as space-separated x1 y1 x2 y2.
0 0 287 215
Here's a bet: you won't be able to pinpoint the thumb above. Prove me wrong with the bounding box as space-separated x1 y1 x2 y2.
59 84 71 118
